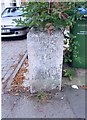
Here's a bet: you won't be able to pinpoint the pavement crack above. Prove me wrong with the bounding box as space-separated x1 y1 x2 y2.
6 96 21 118
66 95 77 118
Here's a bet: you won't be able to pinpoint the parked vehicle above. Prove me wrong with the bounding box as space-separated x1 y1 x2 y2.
1 7 29 39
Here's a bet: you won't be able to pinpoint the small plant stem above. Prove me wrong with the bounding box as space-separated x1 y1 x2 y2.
48 0 53 15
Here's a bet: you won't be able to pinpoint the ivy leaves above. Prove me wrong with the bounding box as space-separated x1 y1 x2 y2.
14 2 86 30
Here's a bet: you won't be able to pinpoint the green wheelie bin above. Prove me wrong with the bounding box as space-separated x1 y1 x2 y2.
70 15 87 68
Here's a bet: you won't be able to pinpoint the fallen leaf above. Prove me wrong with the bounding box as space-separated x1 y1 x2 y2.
15 93 19 96
80 85 87 89
10 58 29 94
10 64 18 69
23 59 28 65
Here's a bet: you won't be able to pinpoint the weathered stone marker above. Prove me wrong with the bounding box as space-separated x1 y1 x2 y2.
27 28 64 93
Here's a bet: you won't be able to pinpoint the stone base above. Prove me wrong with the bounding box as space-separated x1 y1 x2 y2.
27 28 64 93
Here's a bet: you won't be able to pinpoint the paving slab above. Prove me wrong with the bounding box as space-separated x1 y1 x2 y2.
2 94 20 118
2 85 86 119
1 39 27 87
2 91 75 118
64 85 85 118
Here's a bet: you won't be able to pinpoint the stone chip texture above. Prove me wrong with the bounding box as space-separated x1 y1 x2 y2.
27 29 64 92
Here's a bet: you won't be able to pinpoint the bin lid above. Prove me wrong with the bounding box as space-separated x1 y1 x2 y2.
78 7 87 14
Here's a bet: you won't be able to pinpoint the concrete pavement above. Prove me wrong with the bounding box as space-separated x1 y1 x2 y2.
2 86 86 118
64 85 85 118
1 39 86 119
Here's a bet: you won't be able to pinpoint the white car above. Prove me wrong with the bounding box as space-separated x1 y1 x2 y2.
1 7 29 39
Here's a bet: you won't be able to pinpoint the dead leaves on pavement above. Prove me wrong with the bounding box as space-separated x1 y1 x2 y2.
10 58 29 95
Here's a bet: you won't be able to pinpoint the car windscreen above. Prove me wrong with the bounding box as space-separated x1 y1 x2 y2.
1 7 23 17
